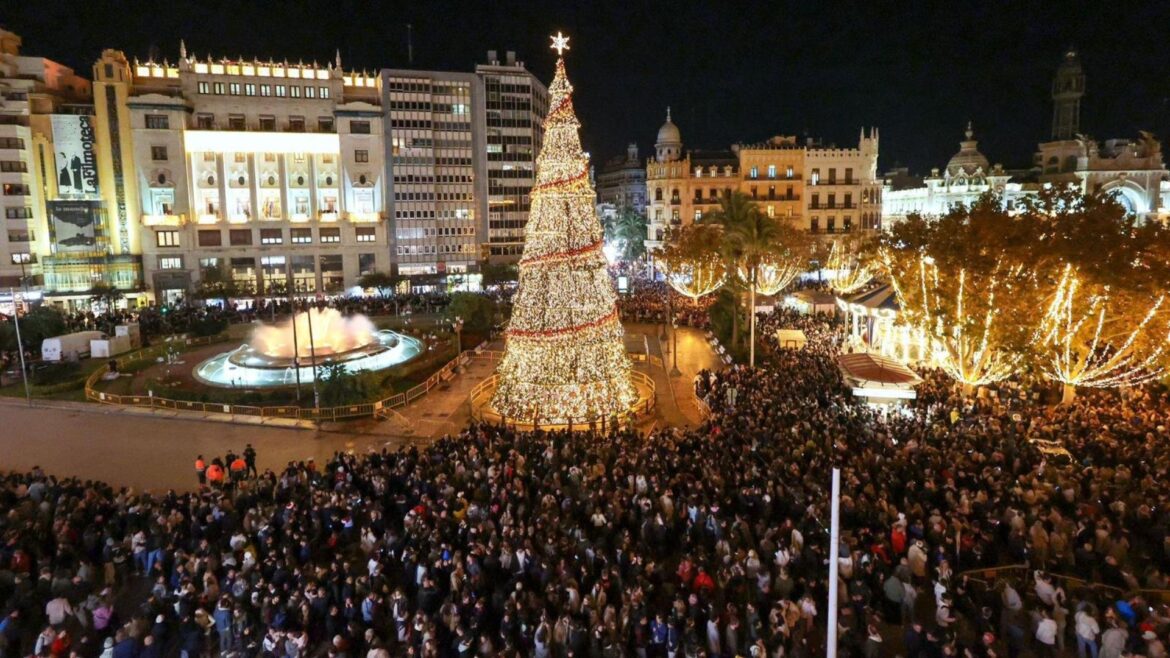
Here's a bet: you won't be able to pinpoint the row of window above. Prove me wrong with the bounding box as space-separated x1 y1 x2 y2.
2 184 29 196
0 160 28 173
4 207 32 219
156 226 375 248
196 81 332 100
0 138 25 149
396 243 473 255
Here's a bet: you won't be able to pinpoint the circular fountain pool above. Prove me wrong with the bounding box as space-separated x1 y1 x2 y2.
194 309 423 388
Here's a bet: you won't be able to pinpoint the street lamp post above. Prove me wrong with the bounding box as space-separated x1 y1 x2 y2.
9 287 31 407
451 315 464 357
668 291 681 377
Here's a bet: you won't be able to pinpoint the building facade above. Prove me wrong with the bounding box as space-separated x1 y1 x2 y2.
644 108 881 252
882 123 1024 224
883 50 1169 227
596 143 647 215
101 47 387 303
477 51 548 262
0 29 121 304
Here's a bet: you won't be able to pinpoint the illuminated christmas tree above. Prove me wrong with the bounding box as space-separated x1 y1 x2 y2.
491 33 636 424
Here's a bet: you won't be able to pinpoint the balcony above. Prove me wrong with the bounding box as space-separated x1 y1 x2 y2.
142 213 185 227
197 213 222 225
347 212 381 223
318 212 340 222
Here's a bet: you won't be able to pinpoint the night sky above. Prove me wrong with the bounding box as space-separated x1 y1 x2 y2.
7 0 1169 173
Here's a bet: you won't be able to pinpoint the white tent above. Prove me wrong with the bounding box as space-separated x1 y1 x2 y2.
774 329 808 350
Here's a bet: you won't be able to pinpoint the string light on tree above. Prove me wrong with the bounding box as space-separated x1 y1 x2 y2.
828 239 874 295
737 254 803 297
1035 264 1170 403
885 252 1019 392
661 224 726 300
490 33 636 425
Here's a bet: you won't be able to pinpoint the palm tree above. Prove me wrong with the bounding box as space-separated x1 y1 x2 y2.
605 208 648 262
702 193 762 352
725 209 787 368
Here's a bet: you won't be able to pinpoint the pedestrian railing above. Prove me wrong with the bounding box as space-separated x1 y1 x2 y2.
86 337 487 423
957 564 1170 605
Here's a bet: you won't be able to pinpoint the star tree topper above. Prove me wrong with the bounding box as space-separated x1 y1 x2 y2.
550 31 570 57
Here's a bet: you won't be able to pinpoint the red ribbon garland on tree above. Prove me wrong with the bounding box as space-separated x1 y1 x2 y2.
520 239 603 266
507 309 619 339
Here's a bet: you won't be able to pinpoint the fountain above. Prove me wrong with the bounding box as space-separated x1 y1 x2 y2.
194 308 423 388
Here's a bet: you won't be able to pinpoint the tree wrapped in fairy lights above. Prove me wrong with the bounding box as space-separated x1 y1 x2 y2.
661 224 726 300
884 251 1022 392
1035 265 1170 403
827 239 874 295
491 34 636 425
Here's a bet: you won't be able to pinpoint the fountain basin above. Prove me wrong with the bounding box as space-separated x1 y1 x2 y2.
194 327 423 388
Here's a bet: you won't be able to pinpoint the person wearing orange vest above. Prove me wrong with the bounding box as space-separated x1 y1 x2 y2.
229 456 247 484
206 463 225 488
195 455 207 486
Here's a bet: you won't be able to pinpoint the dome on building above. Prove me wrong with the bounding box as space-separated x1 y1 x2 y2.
656 107 681 146
946 122 990 177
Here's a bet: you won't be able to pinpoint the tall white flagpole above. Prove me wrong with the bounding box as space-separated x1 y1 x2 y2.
827 467 841 658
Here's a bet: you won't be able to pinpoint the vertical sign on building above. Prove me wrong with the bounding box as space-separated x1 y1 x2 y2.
50 115 100 198
104 87 130 253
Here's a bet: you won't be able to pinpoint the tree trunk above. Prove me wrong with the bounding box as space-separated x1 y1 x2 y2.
1061 383 1077 405
730 291 740 351
749 285 757 368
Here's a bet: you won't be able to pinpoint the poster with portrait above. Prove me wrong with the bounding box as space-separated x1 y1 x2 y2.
48 200 100 252
50 114 100 198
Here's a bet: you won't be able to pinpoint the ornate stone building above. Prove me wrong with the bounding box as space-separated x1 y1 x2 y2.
644 108 881 252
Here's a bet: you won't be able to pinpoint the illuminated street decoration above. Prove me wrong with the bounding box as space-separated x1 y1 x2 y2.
827 240 874 294
886 253 1018 389
738 253 802 296
490 38 636 424
1035 265 1170 402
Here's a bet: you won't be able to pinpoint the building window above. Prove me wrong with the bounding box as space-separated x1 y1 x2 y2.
811 193 819 209
810 217 820 232
288 116 305 132
151 145 168 161
828 168 837 183
260 228 283 245
845 167 854 184
319 86 330 99
291 228 312 244
244 83 256 96
289 85 301 98
275 85 287 97
198 230 222 247
786 166 794 179
213 82 225 95
694 210 702 222
319 227 341 243
2 184 30 196
228 82 241 95
355 149 369 163
145 114 169 129
655 188 662 201
844 193 852 208
159 256 182 270
228 115 245 130
259 84 271 97
5 207 32 219
749 166 758 179
356 226 376 243
229 229 253 246
0 161 28 173
767 205 775 218
156 230 180 247
350 120 371 134
196 114 214 129
318 117 334 132
259 116 275 131
304 86 316 99
811 169 820 185
358 252 375 274
767 164 777 179
197 81 209 94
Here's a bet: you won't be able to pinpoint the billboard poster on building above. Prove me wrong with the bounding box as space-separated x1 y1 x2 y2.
50 114 100 198
47 200 100 252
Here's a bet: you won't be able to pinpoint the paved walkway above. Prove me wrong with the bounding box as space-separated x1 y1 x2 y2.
0 324 721 491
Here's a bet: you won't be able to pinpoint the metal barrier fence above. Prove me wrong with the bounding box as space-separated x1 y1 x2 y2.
468 369 657 430
957 564 1170 606
86 337 487 422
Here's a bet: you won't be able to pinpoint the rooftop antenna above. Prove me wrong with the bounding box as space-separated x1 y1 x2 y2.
406 24 413 65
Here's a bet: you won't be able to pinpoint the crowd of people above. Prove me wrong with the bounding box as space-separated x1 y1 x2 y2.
616 281 713 329
4 303 1170 658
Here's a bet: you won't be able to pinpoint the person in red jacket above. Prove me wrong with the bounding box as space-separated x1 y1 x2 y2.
195 455 206 485
693 567 716 594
